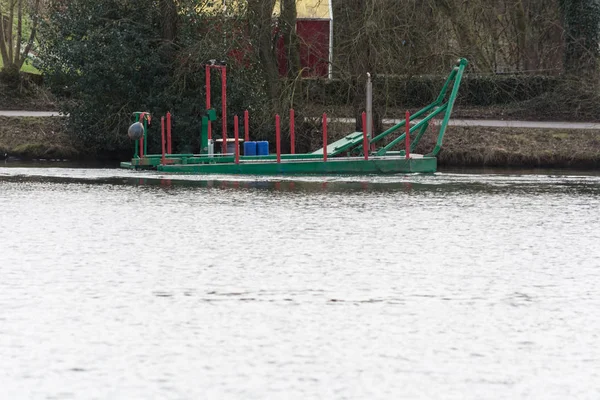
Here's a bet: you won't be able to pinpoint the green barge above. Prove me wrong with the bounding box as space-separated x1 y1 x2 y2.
121 58 468 175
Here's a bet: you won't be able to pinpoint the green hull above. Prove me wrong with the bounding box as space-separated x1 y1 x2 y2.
121 155 436 175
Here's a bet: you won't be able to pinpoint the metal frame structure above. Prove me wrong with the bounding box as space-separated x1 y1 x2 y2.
369 58 468 157
122 59 468 175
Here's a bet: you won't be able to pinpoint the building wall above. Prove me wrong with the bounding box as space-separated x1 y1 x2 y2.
278 19 330 77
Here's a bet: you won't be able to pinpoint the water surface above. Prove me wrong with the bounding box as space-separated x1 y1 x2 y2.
1 166 599 399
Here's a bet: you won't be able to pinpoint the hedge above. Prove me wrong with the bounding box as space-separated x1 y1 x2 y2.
297 74 562 107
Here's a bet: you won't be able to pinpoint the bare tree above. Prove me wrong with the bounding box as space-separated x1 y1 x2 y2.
0 0 41 77
280 0 300 78
247 0 281 109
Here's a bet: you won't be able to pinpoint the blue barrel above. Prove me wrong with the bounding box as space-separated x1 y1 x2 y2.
257 141 269 156
244 141 257 156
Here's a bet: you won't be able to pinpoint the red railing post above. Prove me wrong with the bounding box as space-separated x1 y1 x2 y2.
405 110 411 159
221 66 227 149
166 112 172 154
323 113 328 162
290 108 295 155
234 115 240 164
244 110 249 142
276 114 281 163
206 65 212 140
161 116 166 165
362 111 369 161
139 135 144 158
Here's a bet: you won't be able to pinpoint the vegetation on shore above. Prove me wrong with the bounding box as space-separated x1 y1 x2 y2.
5 115 599 170
3 0 600 169
0 77 55 110
427 127 600 169
27 0 600 160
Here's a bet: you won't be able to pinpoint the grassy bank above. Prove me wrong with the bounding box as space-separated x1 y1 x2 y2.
0 117 78 160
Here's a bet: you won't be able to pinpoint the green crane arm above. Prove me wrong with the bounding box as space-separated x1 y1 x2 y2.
363 58 468 157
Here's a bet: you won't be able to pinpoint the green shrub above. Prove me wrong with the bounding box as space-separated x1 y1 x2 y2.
297 74 561 107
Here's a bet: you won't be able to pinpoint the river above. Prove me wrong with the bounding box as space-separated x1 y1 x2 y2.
1 165 599 400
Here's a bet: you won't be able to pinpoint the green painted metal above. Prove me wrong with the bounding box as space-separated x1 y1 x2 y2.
411 122 429 153
376 104 447 156
242 154 325 161
143 153 195 159
311 131 364 156
157 156 436 175
427 58 469 157
122 59 468 176
200 109 217 154
201 116 209 154
367 58 468 157
206 109 217 121
369 103 436 146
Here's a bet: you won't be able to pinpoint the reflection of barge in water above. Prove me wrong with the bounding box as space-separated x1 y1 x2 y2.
121 59 468 175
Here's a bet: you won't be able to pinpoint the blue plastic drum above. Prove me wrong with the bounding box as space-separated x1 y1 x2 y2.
257 141 269 156
244 141 257 156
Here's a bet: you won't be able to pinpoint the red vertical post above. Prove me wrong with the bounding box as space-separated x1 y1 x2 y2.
139 136 144 158
206 65 212 140
166 112 172 154
276 114 281 163
234 115 240 164
405 110 411 159
362 111 369 161
161 116 166 165
290 108 295 155
221 66 227 149
323 113 328 162
244 110 249 142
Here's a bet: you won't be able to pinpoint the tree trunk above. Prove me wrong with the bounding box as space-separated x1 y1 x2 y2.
280 0 300 78
19 0 40 69
15 0 22 67
559 0 600 75
339 0 382 134
434 0 493 72
0 14 10 66
159 0 178 43
247 0 282 112
513 0 528 71
8 0 14 64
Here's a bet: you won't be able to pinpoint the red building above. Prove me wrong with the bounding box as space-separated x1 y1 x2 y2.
275 0 332 78
204 0 333 79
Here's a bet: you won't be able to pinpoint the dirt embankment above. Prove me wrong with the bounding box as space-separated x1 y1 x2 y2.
423 126 600 169
0 116 77 160
0 79 57 111
324 122 600 170
3 114 600 169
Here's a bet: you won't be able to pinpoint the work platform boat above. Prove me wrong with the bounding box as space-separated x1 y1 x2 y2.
121 59 468 175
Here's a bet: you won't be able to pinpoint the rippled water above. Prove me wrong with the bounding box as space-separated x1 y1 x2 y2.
1 165 600 400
